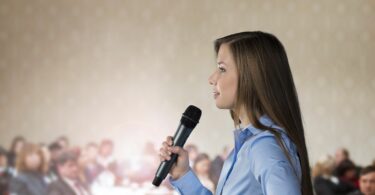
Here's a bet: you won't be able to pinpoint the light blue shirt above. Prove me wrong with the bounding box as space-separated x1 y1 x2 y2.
170 115 302 195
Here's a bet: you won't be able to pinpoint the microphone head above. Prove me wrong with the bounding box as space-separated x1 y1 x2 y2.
181 105 202 129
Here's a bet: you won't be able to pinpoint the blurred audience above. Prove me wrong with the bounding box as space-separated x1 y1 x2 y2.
185 144 199 167
80 142 100 185
210 146 229 187
335 159 359 189
7 136 26 175
0 135 373 195
349 166 375 195
193 153 215 193
47 150 91 195
47 142 64 181
335 148 350 166
128 141 158 184
9 143 48 195
92 139 122 187
312 154 356 195
0 146 10 195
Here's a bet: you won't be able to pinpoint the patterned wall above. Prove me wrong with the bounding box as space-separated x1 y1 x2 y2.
0 0 374 165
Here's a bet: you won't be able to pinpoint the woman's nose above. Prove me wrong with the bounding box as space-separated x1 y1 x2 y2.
208 71 217 86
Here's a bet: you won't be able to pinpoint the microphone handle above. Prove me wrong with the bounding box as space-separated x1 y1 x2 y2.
152 124 193 186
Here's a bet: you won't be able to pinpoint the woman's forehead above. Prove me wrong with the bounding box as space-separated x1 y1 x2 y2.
217 44 234 65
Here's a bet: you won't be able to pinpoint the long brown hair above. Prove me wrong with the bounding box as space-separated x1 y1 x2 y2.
16 142 48 173
214 31 313 195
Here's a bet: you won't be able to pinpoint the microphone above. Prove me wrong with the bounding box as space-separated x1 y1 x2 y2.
152 105 202 187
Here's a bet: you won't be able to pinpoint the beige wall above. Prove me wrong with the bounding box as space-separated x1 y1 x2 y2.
0 0 374 165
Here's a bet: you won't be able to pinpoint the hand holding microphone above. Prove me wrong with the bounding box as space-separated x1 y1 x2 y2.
152 105 202 186
158 136 190 180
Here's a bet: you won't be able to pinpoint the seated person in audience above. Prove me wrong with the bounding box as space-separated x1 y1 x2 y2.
47 150 91 195
335 159 359 189
349 166 375 195
41 143 58 183
0 146 11 195
55 136 70 150
312 154 355 195
7 136 26 176
185 144 199 167
334 148 362 179
9 143 48 195
92 139 122 187
210 146 229 188
80 142 101 185
335 147 350 167
48 142 64 177
193 153 215 194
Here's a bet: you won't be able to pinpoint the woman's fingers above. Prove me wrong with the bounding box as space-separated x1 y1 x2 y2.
170 146 188 158
166 136 173 146
159 147 171 161
159 136 174 162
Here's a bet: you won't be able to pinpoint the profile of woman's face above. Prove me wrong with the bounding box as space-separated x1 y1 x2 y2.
209 43 238 109
25 152 42 171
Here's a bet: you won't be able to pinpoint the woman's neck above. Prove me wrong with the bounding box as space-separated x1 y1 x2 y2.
237 106 251 127
236 106 263 128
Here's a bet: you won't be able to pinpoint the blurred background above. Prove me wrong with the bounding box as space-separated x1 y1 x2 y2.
0 0 374 194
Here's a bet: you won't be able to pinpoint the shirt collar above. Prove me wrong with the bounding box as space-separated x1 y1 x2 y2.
233 115 277 152
237 115 275 133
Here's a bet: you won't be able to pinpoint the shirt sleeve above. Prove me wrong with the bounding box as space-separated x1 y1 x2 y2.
249 136 301 195
169 169 213 195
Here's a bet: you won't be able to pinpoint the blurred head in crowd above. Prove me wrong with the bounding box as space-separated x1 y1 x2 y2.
99 139 114 158
359 166 375 195
0 146 7 172
186 144 199 163
9 136 25 155
335 159 357 180
335 147 349 166
48 142 63 162
80 142 98 165
56 136 69 149
85 142 98 161
56 150 80 180
312 154 336 178
193 153 211 176
40 144 51 167
16 143 47 173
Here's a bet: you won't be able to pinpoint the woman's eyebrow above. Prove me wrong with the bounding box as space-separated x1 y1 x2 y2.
217 61 226 65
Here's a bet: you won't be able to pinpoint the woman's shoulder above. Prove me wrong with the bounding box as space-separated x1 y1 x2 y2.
242 126 299 167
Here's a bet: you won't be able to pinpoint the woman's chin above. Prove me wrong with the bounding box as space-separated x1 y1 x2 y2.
215 102 231 110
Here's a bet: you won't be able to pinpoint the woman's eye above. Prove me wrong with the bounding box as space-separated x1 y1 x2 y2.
218 67 226 73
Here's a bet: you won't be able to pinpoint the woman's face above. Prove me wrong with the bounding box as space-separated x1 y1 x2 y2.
209 43 238 109
25 152 41 171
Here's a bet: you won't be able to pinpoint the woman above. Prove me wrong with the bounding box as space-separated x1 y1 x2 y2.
159 31 313 195
9 143 48 195
7 136 26 175
193 153 215 193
